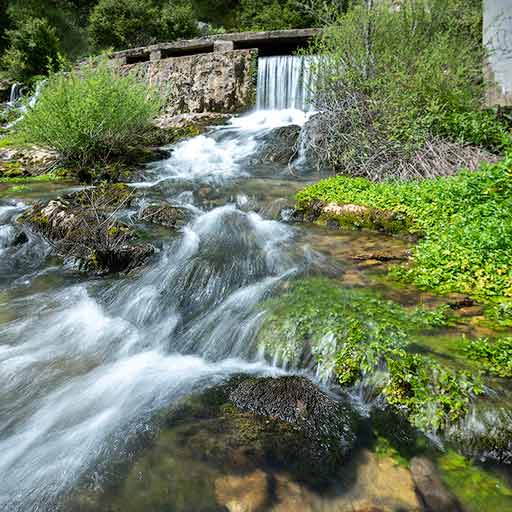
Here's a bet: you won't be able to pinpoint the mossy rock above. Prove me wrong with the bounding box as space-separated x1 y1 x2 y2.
293 200 416 235
19 184 153 274
165 375 357 488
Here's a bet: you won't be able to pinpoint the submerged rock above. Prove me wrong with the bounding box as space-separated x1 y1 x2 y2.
410 456 462 512
140 202 190 229
166 375 357 487
229 376 355 457
19 184 154 274
253 125 301 165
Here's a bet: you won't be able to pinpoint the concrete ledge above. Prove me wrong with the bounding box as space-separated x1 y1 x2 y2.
110 28 321 64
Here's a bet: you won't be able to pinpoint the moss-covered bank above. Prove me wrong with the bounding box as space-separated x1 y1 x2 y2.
295 155 512 324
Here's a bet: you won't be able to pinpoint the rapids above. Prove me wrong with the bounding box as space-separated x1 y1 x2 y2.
1 55 511 512
0 56 321 511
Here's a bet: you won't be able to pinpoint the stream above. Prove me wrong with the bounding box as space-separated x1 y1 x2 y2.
1 56 511 512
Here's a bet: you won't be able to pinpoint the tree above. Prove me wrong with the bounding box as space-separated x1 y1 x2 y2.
88 0 160 50
1 17 62 82
159 2 200 41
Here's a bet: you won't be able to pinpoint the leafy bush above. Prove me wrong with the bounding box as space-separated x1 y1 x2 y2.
88 0 199 51
238 0 317 31
88 0 160 50
1 17 63 82
296 155 512 304
308 0 509 179
6 0 89 59
17 61 161 167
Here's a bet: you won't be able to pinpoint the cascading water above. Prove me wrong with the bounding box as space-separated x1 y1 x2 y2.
8 83 22 105
257 55 317 111
0 54 325 512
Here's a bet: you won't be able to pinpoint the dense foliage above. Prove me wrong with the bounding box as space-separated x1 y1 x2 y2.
460 337 512 378
1 17 63 83
258 277 485 432
308 0 511 179
88 0 199 51
296 156 512 309
17 62 161 167
0 0 340 81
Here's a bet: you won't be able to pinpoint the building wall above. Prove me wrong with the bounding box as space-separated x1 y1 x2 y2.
120 49 258 116
484 0 512 106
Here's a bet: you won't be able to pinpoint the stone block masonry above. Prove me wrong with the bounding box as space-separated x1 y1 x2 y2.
120 49 258 116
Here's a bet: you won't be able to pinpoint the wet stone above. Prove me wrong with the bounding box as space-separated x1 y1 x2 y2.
252 125 301 165
165 375 358 488
140 202 190 229
411 456 463 512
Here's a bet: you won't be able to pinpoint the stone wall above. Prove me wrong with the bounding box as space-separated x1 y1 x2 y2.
484 0 512 106
120 49 257 116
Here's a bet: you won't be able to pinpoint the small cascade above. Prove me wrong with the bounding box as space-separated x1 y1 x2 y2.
8 83 22 105
256 55 317 111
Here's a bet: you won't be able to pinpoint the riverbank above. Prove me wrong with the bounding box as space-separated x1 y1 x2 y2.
295 155 512 327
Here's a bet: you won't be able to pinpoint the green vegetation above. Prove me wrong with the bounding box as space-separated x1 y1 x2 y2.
296 156 512 309
88 0 199 51
309 0 511 179
16 61 161 168
258 277 486 432
460 337 512 378
1 17 64 83
439 451 512 512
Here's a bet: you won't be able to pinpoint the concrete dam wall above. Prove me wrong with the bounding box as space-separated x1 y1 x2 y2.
110 29 320 116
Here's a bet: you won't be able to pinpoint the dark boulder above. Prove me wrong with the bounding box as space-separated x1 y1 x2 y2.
165 375 358 488
253 124 301 165
140 202 190 229
229 375 356 456
19 184 154 274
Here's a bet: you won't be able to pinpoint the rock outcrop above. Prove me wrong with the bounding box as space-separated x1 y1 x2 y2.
252 125 301 165
19 184 154 274
140 202 190 229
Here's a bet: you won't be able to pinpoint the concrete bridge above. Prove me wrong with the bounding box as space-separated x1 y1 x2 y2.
110 29 321 117
110 28 321 65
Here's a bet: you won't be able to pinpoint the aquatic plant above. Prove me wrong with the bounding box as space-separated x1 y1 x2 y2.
258 277 482 432
460 337 512 378
296 155 512 311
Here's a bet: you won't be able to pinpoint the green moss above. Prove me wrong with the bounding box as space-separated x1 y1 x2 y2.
296 155 512 314
438 451 512 512
373 436 409 467
0 173 64 183
258 277 481 433
459 337 512 378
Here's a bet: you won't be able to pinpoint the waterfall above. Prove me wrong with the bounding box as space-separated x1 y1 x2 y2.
256 55 317 111
8 83 22 105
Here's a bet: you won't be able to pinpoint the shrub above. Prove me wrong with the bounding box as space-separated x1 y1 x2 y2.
17 61 161 167
238 0 316 31
308 0 510 179
1 17 63 82
88 0 160 50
